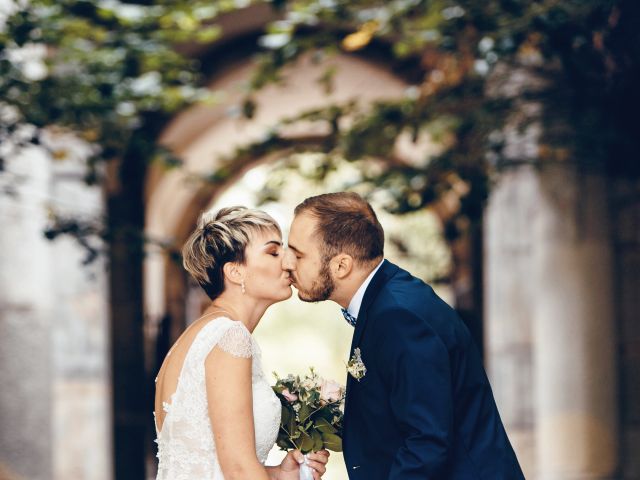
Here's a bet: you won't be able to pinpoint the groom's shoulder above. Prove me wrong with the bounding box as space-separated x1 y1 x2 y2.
365 262 471 349
380 262 436 300
373 262 460 322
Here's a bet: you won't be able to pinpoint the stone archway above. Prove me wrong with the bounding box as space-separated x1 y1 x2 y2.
145 50 416 341
143 24 487 479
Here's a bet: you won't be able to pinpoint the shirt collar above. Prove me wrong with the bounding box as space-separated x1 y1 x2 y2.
347 259 384 319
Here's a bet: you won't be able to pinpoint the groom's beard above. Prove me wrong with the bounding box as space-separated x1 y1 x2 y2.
297 260 335 302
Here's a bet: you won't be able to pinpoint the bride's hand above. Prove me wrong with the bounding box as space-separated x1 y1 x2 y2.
279 449 330 480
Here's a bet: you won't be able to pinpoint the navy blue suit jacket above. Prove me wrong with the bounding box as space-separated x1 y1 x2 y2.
342 260 525 479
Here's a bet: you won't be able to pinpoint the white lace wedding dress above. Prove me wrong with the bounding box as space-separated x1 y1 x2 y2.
154 317 281 480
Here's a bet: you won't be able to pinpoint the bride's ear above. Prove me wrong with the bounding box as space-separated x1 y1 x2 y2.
331 254 353 279
222 262 244 288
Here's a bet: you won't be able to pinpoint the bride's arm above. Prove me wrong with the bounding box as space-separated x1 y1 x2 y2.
205 345 270 480
205 330 330 480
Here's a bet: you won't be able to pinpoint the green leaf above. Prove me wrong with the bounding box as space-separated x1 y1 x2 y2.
311 429 324 452
277 436 292 450
195 25 221 43
314 417 337 434
298 403 311 423
288 410 296 438
300 431 314 454
320 432 343 452
242 98 256 119
280 405 291 429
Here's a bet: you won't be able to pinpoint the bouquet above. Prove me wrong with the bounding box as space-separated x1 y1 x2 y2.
272 368 345 480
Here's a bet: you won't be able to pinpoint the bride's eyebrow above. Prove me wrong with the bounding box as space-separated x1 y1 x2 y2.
263 240 282 248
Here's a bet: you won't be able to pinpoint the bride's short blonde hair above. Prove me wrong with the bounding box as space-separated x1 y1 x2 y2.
182 206 281 300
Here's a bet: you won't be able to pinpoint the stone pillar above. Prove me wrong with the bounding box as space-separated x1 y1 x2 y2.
0 140 111 480
484 166 538 478
49 148 112 480
484 61 548 478
485 59 620 478
0 147 53 480
533 166 618 479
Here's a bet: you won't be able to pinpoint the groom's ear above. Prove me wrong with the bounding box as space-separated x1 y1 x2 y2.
331 254 353 279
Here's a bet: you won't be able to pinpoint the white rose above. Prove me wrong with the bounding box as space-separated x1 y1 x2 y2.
320 379 343 403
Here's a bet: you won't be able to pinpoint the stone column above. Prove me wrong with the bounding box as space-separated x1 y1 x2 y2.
49 147 112 480
485 57 620 478
484 61 548 478
0 147 53 480
484 166 538 478
0 140 112 480
533 166 618 479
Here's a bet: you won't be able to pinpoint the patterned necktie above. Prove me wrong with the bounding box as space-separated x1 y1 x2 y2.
341 308 357 327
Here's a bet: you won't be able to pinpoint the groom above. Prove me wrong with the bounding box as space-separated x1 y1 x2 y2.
283 192 525 479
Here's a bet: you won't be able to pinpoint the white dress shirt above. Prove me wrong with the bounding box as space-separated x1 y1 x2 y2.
346 259 384 319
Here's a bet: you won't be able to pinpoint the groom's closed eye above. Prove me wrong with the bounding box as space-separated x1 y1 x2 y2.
287 244 303 259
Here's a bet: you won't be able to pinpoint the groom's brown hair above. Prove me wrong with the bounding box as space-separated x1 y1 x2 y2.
294 192 384 263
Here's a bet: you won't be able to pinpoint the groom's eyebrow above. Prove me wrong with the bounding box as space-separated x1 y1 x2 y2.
287 244 303 255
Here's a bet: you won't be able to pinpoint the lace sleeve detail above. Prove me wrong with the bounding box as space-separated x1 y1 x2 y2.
216 323 253 358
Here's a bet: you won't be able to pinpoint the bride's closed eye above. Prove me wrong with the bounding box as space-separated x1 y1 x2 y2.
266 246 283 257
264 240 283 258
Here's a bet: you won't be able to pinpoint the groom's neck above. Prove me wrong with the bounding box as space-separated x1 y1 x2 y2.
331 260 381 309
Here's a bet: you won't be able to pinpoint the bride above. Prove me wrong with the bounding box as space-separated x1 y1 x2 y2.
154 207 330 480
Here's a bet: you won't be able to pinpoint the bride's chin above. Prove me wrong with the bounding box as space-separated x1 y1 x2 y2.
266 288 292 305
280 286 293 300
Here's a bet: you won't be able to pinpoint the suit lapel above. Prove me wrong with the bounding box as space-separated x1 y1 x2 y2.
349 260 398 353
345 260 399 397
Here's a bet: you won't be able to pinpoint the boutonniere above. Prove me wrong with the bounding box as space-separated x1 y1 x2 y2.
346 347 367 381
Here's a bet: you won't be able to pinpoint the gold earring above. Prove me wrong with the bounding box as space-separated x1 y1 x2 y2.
241 280 246 294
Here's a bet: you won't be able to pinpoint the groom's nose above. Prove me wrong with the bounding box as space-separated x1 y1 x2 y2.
281 248 295 271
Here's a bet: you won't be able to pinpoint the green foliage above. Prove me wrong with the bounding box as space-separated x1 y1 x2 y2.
2 0 638 244
232 0 640 224
0 0 237 178
0 0 251 253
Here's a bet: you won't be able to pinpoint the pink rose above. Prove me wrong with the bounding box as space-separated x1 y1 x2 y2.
320 380 343 403
282 388 298 403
